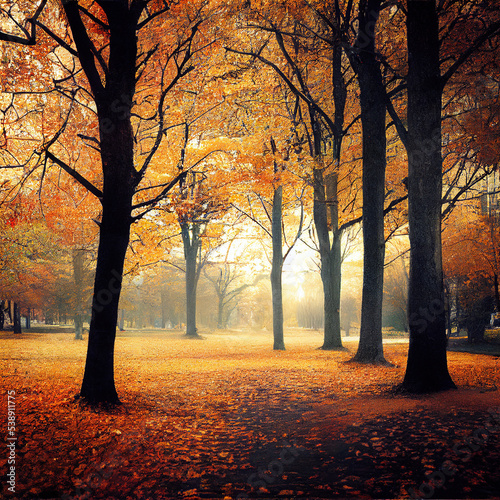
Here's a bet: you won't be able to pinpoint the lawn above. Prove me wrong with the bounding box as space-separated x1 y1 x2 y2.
1 328 500 499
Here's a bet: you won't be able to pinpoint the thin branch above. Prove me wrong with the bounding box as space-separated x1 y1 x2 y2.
0 0 47 45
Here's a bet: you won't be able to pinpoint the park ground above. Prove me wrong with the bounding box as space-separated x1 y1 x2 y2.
1 327 500 499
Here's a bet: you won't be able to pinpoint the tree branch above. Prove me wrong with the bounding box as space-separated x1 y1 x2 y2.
46 151 103 199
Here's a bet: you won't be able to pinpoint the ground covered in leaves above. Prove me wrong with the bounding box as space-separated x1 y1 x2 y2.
1 328 500 499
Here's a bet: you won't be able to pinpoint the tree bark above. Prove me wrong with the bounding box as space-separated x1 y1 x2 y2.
313 172 343 350
80 197 132 403
0 301 4 330
76 4 140 404
312 131 343 349
403 0 456 392
217 292 225 329
73 248 84 340
182 222 202 338
271 183 285 350
13 302 21 334
351 0 388 364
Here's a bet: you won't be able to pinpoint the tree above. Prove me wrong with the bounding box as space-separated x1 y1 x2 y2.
402 0 456 392
233 155 308 349
0 0 230 403
0 190 61 328
227 1 354 350
176 170 228 337
204 262 264 329
400 0 500 392
443 200 500 342
347 0 389 364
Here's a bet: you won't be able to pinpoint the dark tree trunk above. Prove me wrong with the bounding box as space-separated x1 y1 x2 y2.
403 0 456 393
0 301 4 330
80 200 132 403
271 183 285 350
13 302 21 334
6 300 12 324
313 153 343 349
182 222 202 338
26 308 31 329
494 273 500 313
351 0 388 364
76 4 140 404
73 248 84 340
314 37 346 351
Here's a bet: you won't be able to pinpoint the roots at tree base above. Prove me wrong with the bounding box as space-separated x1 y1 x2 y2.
185 332 203 339
319 343 347 351
76 390 121 406
349 352 393 366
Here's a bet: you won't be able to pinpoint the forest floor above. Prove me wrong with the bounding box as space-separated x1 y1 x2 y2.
1 327 500 500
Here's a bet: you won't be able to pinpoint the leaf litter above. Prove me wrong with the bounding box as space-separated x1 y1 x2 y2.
1 328 499 499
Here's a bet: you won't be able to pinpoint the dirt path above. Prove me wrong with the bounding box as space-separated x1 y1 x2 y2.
228 389 500 499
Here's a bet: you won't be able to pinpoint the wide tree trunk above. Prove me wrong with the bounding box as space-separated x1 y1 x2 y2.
403 0 456 393
352 0 388 364
80 232 128 403
271 183 285 350
80 172 135 399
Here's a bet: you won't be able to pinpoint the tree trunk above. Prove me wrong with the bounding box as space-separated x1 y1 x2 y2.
13 302 21 334
79 202 131 403
73 248 84 340
313 164 343 350
79 100 136 403
344 321 350 337
217 293 225 329
161 291 168 329
494 273 500 313
271 183 285 350
182 222 202 338
352 0 388 364
61 0 142 404
0 301 4 330
118 309 125 331
403 0 456 393
320 230 342 349
313 37 346 351
26 308 31 329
